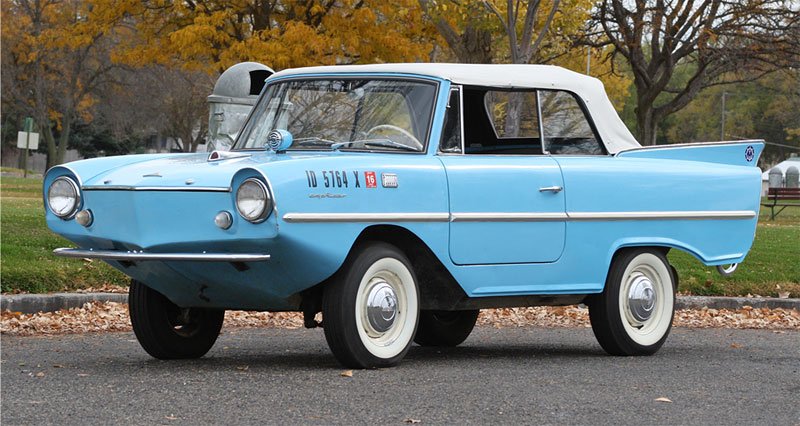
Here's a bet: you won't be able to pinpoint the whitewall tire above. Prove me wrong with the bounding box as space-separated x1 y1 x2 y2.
323 242 419 368
589 249 675 356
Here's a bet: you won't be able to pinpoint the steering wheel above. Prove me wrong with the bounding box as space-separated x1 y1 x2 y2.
365 124 423 150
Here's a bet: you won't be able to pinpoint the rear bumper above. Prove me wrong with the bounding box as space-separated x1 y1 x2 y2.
53 248 271 262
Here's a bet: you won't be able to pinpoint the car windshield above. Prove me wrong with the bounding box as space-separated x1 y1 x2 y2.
234 78 437 152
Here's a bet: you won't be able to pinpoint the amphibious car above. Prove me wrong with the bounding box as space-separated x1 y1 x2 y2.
46 64 763 368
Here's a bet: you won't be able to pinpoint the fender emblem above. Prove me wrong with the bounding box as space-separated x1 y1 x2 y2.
381 173 398 188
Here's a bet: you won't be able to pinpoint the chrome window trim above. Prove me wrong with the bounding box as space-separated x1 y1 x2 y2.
537 90 547 154
282 210 756 223
233 75 440 155
83 185 231 192
437 86 464 155
458 84 465 154
53 248 271 262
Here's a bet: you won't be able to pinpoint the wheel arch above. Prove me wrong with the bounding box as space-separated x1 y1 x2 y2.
301 224 467 314
601 243 679 296
351 225 467 310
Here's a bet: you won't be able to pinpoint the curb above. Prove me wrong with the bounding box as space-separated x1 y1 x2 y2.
1 293 128 314
2 292 798 315
674 295 799 311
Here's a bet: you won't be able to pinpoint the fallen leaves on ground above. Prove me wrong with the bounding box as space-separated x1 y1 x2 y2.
654 397 673 403
73 284 129 294
6 284 129 295
340 370 353 378
1 303 798 336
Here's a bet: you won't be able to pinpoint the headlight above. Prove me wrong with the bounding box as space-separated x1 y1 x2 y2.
47 176 81 219
236 178 272 223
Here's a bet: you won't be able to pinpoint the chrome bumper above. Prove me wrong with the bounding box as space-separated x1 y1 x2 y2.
53 248 271 262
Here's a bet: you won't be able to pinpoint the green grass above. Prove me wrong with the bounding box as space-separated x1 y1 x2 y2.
1 175 798 296
1 176 127 293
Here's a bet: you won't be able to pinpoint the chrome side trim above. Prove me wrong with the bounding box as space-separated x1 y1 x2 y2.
451 212 568 222
615 139 763 155
82 185 231 192
282 213 450 223
281 210 756 223
53 248 270 262
567 210 757 221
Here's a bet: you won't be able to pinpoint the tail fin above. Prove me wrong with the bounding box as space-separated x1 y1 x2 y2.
615 140 764 167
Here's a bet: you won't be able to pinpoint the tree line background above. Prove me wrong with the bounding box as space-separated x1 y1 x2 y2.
2 0 799 169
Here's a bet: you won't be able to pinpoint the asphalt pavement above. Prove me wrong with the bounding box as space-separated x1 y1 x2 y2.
2 326 798 424
4 292 798 314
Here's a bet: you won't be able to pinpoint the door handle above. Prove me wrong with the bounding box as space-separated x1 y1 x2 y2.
539 186 563 193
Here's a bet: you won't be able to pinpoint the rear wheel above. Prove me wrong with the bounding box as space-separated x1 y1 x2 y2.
322 242 419 368
129 280 224 359
414 310 479 347
588 249 675 356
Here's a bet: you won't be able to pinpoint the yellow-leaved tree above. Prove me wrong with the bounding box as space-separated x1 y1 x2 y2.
419 0 630 110
2 0 139 167
120 0 435 73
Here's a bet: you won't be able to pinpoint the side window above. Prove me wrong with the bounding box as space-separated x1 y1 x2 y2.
460 89 542 155
484 91 540 138
539 90 604 155
439 89 462 153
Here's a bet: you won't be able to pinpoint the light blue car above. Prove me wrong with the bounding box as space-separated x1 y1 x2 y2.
45 64 763 368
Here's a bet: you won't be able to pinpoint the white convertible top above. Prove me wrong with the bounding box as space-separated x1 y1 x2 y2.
271 63 641 153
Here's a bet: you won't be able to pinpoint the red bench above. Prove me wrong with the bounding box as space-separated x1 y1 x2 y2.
762 187 800 219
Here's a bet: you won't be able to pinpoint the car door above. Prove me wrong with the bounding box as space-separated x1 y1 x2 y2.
438 86 566 265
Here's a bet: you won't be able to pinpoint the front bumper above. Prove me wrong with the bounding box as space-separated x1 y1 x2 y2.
53 248 271 262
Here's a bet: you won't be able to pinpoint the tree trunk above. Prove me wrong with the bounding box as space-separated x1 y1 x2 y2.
42 118 58 169
503 92 523 137
56 113 72 165
635 102 658 146
459 26 493 64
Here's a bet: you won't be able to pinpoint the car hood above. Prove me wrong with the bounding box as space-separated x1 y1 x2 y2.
76 151 326 189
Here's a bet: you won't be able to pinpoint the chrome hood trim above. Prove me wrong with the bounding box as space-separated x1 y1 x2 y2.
81 185 231 192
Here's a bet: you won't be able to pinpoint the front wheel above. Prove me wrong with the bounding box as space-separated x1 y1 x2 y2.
322 242 419 368
588 249 675 356
129 280 224 359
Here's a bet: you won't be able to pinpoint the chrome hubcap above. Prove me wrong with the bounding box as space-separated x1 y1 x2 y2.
366 281 398 334
627 273 657 323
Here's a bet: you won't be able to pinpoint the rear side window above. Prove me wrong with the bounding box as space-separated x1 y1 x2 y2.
539 90 604 155
484 91 540 138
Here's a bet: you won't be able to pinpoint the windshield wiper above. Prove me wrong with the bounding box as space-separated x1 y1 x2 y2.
331 138 419 152
292 136 338 147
